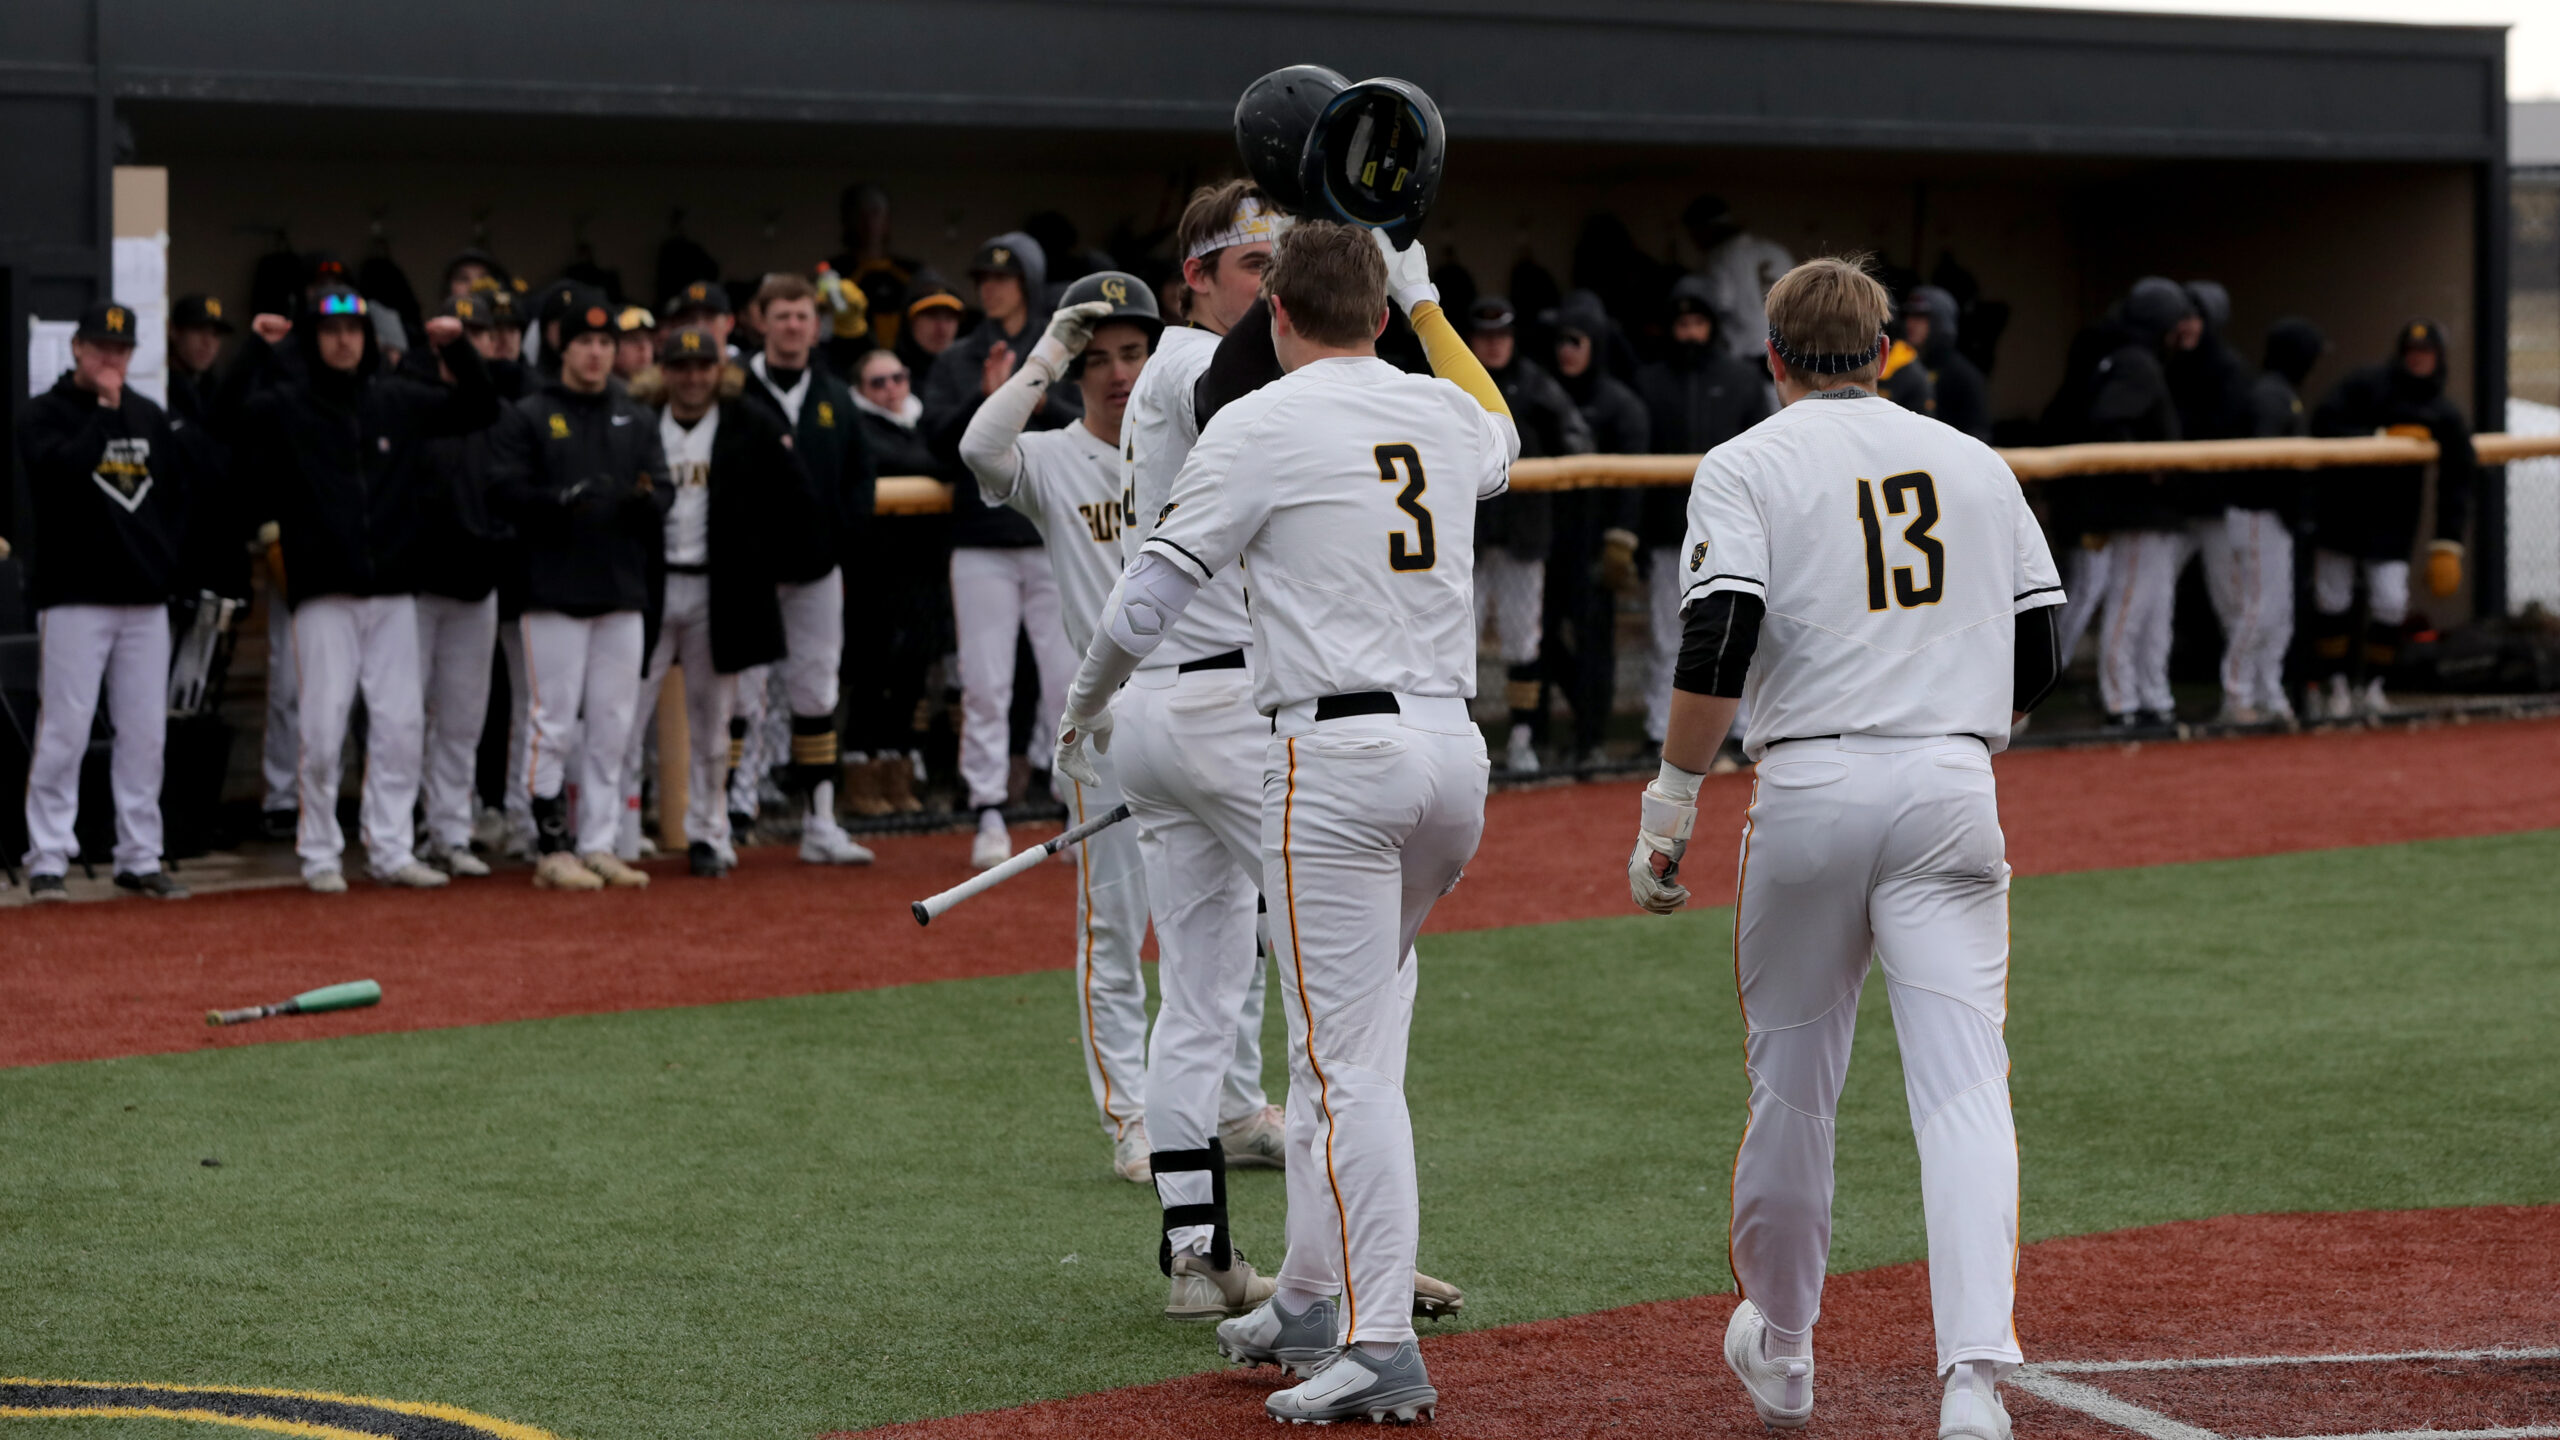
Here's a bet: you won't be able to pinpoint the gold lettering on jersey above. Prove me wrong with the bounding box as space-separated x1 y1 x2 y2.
1077 501 1121 544
92 437 154 513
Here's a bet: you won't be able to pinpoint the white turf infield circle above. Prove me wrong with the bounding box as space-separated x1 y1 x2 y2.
2008 1346 2560 1440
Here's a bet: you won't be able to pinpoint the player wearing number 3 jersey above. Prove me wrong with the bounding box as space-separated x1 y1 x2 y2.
1629 257 2066 1440
1059 220 1518 1426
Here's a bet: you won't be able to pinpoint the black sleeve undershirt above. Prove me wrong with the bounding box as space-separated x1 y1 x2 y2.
1673 590 1764 698
2013 603 2063 715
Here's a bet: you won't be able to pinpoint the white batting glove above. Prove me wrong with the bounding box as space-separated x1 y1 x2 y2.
1371 230 1438 312
1055 704 1115 789
1030 300 1117 376
1627 765 1700 915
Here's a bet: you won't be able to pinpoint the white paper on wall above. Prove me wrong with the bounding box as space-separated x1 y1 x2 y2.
114 230 170 408
28 318 75 396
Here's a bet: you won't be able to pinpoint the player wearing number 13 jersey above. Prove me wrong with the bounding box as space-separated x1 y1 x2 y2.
1058 220 1517 1425
1628 257 2066 1440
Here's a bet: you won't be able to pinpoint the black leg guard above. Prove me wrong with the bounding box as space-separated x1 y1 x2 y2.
789 713 839 796
727 714 748 772
1152 1136 1230 1275
2310 609 2354 680
2361 618 2399 673
532 793 571 856
1504 662 1540 734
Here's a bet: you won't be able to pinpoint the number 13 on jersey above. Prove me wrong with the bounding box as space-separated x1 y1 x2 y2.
1856 471 1945 610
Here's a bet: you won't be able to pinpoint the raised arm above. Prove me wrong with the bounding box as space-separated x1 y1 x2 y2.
959 300 1113 507
1372 231 1512 428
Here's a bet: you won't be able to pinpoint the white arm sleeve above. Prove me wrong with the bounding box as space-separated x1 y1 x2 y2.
1066 552 1203 720
956 338 1071 507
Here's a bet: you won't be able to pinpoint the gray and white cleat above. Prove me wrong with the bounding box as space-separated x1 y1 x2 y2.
1264 1341 1437 1425
1216 1294 1340 1379
1722 1299 1813 1429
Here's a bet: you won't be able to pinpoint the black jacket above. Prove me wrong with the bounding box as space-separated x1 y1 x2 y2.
919 310 1076 549
1556 365 1651 540
740 354 874 583
15 373 189 609
1477 354 1591 559
164 362 254 600
2064 324 2182 534
240 326 497 608
1633 343 1773 546
2165 324 2257 518
489 378 673 620
1916 337 1992 443
2309 356 2473 560
647 390 795 675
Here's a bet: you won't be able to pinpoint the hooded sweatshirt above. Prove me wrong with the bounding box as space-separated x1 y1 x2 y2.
16 369 188 610
2163 280 2257 518
2067 277 2188 534
2233 318 2324 518
2308 321 2473 560
1632 276 1774 547
488 372 674 621
1906 286 1992 442
919 230 1079 548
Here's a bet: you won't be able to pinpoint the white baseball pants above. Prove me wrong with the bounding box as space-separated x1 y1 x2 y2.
726 663 772 820
521 610 644 857
777 568 843 717
2312 550 2409 626
22 603 170 877
1118 665 1278 1252
293 594 426 879
2215 509 2294 715
1062 760 1151 1143
2052 541 2113 674
2098 530 2192 716
415 592 498 852
618 574 735 854
951 546 1071 811
261 589 299 815
499 622 537 853
1474 548 1544 666
1265 696 1487 1347
1728 735 2021 1378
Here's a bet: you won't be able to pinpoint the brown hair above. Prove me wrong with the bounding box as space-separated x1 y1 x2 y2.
1265 220 1386 348
1177 179 1267 276
753 272 818 313
1762 254 1892 385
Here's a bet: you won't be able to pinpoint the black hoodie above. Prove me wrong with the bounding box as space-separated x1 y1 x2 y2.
2309 321 2473 561
15 370 189 609
2234 319 2324 518
1632 340 1772 548
238 313 497 608
1476 352 1591 560
488 375 673 621
2163 281 2256 518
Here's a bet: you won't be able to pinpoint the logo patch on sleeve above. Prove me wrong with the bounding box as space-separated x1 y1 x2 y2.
1689 539 1709 572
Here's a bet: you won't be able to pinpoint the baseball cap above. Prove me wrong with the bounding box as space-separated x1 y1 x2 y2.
664 280 731 319
74 300 140 346
313 286 370 320
615 304 657 334
556 301 617 345
439 291 499 328
1546 290 1610 340
171 294 235 333
968 240 1028 280
1467 295 1517 334
658 326 723 365
537 280 610 327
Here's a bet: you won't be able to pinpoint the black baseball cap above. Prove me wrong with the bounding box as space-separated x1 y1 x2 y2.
664 280 731 319
75 300 140 346
1467 295 1517 334
439 291 499 328
537 280 610 327
172 294 236 333
968 240 1029 280
658 326 723 365
556 300 618 345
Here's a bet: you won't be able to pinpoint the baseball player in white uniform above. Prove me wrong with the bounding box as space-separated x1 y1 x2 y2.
1058 220 1518 1425
1628 258 2065 1440
959 272 1162 1183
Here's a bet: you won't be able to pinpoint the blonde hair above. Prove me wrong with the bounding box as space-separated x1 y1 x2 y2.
1762 254 1892 386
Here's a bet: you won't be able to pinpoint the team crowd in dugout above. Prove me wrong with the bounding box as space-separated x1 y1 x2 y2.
5 180 2476 903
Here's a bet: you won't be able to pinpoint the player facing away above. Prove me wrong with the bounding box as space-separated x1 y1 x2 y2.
1627 257 2066 1440
958 271 1163 1186
1058 220 1520 1425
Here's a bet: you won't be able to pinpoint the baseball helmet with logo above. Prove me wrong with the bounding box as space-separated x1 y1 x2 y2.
1234 64 1350 214
1297 77 1446 248
1058 270 1163 346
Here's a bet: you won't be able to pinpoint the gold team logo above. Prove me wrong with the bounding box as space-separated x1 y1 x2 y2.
92 437 152 512
678 332 704 354
816 401 834 428
1099 277 1129 305
547 414 571 439
687 283 710 302
1689 539 1709 572
456 299 475 320
104 307 128 334
990 247 1011 268
204 298 222 319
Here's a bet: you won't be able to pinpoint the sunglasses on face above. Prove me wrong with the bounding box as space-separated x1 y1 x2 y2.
862 371 910 389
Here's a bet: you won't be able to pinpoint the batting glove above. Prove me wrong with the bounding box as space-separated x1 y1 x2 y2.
1055 704 1114 789
1628 764 1700 915
1031 300 1117 377
2427 539 2463 597
1371 229 1438 312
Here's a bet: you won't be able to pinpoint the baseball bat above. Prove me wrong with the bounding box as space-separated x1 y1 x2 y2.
206 979 382 1027
911 805 1132 926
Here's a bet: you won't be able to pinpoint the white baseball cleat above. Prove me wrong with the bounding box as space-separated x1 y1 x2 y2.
373 861 451 889
970 809 1011 870
1216 1293 1339 1379
799 828 876 866
1113 1124 1152 1184
428 845 491 878
1504 723 1540 775
306 870 350 895
2360 677 2392 717
1264 1341 1437 1425
1723 1300 1813 1429
2324 673 2354 720
1940 1372 2011 1440
1218 1105 1287 1169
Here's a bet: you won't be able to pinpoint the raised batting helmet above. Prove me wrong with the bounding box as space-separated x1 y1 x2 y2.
1298 77 1445 248
1234 65 1350 213
1058 270 1163 346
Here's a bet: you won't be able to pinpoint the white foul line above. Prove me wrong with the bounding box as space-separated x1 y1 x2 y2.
2011 1348 2560 1440
2260 1429 2560 1440
2032 1347 2560 1375
2009 1369 2225 1440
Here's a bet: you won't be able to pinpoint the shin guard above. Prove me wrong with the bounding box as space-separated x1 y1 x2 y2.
1153 1135 1230 1274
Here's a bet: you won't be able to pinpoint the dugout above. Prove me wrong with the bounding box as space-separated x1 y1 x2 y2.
0 0 2516 608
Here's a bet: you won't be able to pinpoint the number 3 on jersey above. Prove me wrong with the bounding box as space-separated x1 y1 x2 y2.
1374 443 1436 572
1856 471 1945 610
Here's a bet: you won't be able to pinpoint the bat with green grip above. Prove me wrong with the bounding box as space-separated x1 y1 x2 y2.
206 979 382 1027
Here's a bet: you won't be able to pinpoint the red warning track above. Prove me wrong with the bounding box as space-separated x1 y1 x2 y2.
842 1204 2560 1438
9 718 2559 1069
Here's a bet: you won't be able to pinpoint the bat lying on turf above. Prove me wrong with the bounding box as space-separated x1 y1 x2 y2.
207 979 382 1027
912 805 1131 926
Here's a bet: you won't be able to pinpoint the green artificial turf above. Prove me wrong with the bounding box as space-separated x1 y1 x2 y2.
4 830 2557 1438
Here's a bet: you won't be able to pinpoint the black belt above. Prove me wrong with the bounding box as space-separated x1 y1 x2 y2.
1176 649 1246 674
666 562 709 575
1313 691 1398 721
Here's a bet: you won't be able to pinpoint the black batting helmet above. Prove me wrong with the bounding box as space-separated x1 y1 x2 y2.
1058 270 1163 368
1234 65 1350 214
1298 77 1446 249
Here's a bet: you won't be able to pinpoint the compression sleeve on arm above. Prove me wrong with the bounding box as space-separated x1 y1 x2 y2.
1672 590 1764 698
1408 300 1510 419
2013 602 2063 715
1066 552 1204 720
957 341 1067 504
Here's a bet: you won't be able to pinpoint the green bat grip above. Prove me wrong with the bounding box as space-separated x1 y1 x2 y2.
289 980 383 1014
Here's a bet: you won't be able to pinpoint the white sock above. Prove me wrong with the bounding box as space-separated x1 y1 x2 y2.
1275 1283 1328 1315
1947 1358 2005 1396
1762 1322 1811 1361
1354 1339 1399 1361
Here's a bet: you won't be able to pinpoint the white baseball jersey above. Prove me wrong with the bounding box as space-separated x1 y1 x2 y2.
1681 392 2062 759
982 422 1127 656
1145 355 1517 715
1120 325 1255 667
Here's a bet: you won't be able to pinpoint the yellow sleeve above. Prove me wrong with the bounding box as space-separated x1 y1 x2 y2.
1408 301 1510 419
